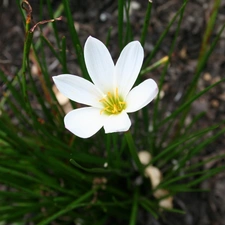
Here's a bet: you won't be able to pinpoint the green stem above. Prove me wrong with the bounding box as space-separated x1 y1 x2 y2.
62 0 89 79
118 0 124 49
179 23 225 132
125 131 144 176
199 0 221 59
37 189 96 225
22 30 33 101
143 1 187 69
140 2 152 46
151 0 187 154
129 189 139 225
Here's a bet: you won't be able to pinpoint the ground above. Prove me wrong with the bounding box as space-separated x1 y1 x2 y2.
0 0 225 224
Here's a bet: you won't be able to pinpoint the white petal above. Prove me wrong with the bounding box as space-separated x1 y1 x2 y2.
125 79 158 113
84 36 115 93
103 111 131 133
64 107 105 138
53 74 103 108
115 41 144 97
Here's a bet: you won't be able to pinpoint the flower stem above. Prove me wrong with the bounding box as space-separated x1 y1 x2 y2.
125 131 144 176
129 188 139 225
118 0 124 50
140 2 152 47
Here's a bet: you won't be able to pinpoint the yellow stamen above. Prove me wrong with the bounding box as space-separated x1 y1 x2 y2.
100 88 126 115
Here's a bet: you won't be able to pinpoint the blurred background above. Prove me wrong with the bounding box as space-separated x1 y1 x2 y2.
0 0 225 224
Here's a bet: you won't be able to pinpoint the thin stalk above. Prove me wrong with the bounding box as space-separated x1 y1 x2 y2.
140 2 152 46
46 0 61 48
124 0 133 44
105 26 112 47
21 0 32 100
199 0 221 59
37 189 96 225
125 131 144 176
129 189 139 225
62 0 89 79
179 24 225 131
143 1 187 69
158 78 225 127
151 0 187 154
118 0 124 49
140 56 169 75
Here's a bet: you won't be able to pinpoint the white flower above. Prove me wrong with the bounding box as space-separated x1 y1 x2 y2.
53 36 158 138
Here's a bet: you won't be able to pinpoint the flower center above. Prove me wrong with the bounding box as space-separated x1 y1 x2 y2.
99 88 126 115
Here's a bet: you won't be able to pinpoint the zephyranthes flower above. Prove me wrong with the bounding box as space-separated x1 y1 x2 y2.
53 36 158 138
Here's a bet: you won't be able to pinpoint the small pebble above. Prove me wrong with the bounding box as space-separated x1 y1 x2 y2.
203 72 212 81
211 99 219 108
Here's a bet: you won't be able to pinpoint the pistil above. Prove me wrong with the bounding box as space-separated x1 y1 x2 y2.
100 88 126 115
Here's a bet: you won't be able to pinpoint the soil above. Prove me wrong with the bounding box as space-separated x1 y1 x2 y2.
0 0 225 225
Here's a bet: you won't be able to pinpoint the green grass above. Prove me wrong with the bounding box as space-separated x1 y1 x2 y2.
0 0 224 224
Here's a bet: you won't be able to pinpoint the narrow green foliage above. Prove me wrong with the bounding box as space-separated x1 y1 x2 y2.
124 0 133 44
125 132 144 176
199 0 221 59
129 189 139 225
140 2 152 46
118 0 124 49
105 26 113 47
37 189 96 225
143 0 188 68
46 0 62 48
62 0 89 79
0 0 224 224
153 0 187 126
139 198 158 219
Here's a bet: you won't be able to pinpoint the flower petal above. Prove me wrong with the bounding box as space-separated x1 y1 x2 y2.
125 79 158 113
103 111 131 133
64 107 105 138
115 41 144 97
84 36 115 93
53 74 103 108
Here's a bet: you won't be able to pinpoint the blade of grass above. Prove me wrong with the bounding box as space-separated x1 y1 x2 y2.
46 0 61 48
125 131 144 176
124 0 133 44
143 0 187 69
118 0 124 49
199 0 221 59
62 0 89 79
139 197 158 218
37 189 96 225
149 124 219 166
140 2 152 46
158 78 225 127
129 189 139 225
150 0 187 154
179 23 225 129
